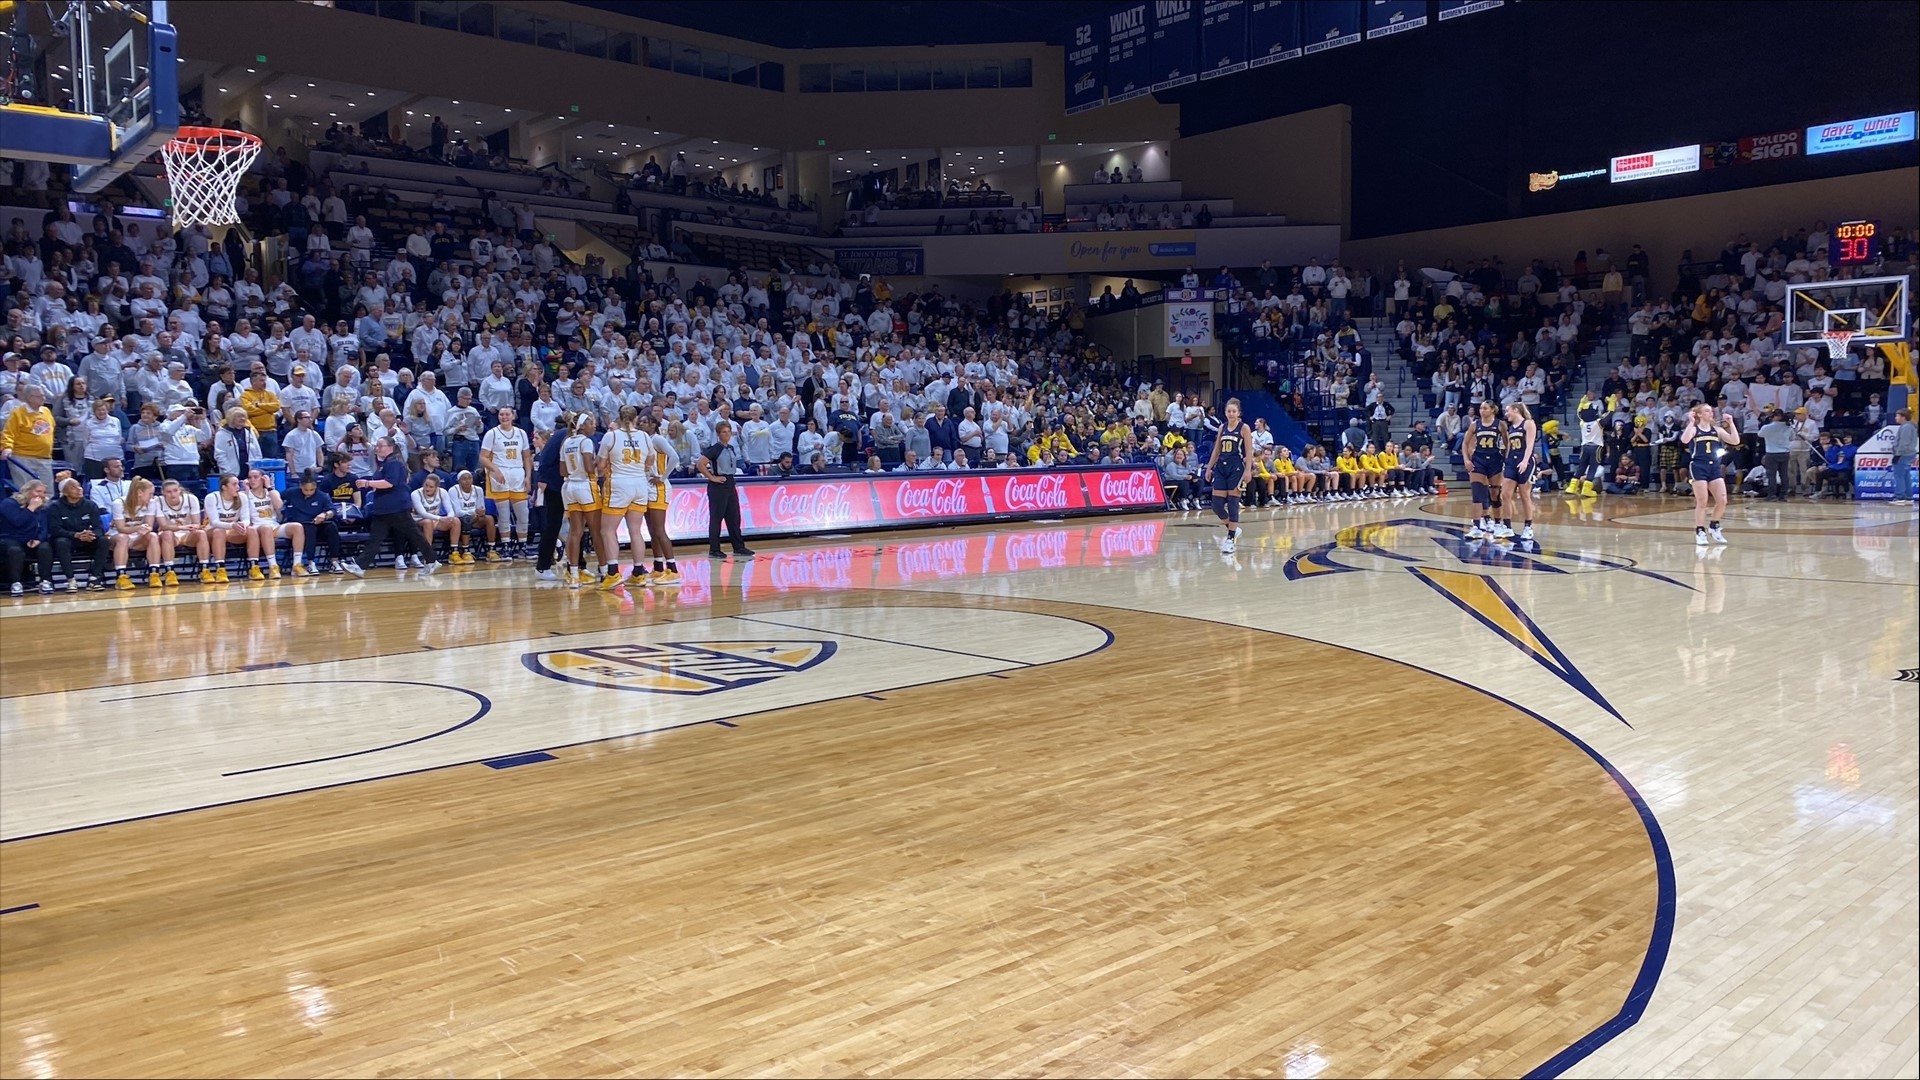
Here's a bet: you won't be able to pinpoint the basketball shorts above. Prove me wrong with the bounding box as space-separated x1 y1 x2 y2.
604 475 652 511
1689 462 1722 483
562 479 600 511
1503 455 1534 483
1471 453 1503 477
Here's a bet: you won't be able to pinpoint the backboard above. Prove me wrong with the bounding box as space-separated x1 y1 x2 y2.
0 0 179 193
1785 274 1911 357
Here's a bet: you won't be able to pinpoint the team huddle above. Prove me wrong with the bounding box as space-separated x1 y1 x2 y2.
549 406 682 589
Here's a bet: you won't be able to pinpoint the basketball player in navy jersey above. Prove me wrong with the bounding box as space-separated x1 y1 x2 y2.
1500 402 1539 541
1203 398 1254 554
1680 402 1739 545
1465 400 1506 539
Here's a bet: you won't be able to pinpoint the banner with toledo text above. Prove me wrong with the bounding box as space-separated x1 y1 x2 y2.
1065 14 1107 114
1365 0 1428 39
1149 0 1201 91
1302 0 1363 54
1200 0 1250 79
1249 0 1303 66
1105 2 1155 102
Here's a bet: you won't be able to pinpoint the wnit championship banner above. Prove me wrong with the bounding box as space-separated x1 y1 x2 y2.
630 465 1167 544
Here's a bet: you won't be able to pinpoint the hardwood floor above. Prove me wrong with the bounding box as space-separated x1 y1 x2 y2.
0 497 1913 1078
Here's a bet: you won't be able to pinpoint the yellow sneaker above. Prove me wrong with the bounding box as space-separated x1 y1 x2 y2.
484 549 503 563
1580 479 1598 497
651 569 681 587
116 572 135 591
148 571 165 588
199 567 216 584
164 569 181 587
457 551 474 565
296 561 317 576
267 562 282 579
248 564 266 581
214 566 230 584
1564 479 1581 495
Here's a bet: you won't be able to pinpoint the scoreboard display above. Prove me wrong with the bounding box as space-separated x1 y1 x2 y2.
1830 220 1881 267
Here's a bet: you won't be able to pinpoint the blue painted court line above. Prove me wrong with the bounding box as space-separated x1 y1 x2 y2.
861 694 887 701
1 903 42 915
710 720 739 728
482 752 557 770
239 661 292 671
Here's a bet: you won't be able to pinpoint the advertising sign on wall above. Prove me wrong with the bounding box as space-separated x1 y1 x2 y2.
1166 302 1215 347
1609 144 1701 183
1804 111 1917 156
634 466 1168 543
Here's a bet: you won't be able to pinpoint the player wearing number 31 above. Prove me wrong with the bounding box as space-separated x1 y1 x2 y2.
1203 397 1254 555
1681 403 1740 546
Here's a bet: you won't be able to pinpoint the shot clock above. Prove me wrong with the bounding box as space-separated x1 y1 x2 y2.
1829 220 1880 266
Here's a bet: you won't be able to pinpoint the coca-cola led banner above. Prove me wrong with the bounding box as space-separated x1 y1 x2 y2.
627 466 1167 545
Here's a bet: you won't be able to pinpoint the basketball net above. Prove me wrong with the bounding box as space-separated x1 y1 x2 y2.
1821 329 1855 361
160 127 263 227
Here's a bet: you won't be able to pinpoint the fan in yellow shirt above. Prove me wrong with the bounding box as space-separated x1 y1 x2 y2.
1245 450 1277 508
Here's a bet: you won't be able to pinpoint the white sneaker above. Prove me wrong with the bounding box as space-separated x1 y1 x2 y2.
343 559 365 578
537 568 560 581
419 560 438 576
66 578 80 592
37 581 53 594
1518 526 1534 541
8 583 20 597
1695 529 1710 546
409 554 426 568
1709 526 1727 544
1493 524 1514 538
1465 526 1485 539
1221 534 1236 555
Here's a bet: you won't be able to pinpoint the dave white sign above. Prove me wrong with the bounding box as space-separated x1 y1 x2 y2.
1805 111 1917 156
1610 144 1701 183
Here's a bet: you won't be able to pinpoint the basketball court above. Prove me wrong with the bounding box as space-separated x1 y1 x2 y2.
2 497 1915 1077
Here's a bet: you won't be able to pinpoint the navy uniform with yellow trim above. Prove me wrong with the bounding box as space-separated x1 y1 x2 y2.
1503 424 1535 483
1688 420 1727 482
1210 427 1247 494
1470 418 1505 477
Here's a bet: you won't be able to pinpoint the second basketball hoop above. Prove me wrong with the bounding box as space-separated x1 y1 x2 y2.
160 126 262 227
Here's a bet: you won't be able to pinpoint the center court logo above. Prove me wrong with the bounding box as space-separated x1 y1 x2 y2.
524 640 836 695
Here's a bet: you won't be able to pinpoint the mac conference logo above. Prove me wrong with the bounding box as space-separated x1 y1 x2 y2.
524 640 836 695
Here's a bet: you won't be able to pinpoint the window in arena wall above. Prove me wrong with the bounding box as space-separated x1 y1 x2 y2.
832 63 866 93
496 6 532 44
534 13 569 51
865 61 897 91
932 61 966 90
458 0 492 36
799 63 830 93
1001 58 1032 88
419 0 457 30
758 61 783 91
571 22 608 59
644 36 671 70
897 60 931 91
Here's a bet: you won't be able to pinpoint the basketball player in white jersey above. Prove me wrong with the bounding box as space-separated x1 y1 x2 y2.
148 478 209 584
558 412 607 587
245 468 312 576
204 473 258 580
480 406 531 557
596 405 662 590
635 412 681 585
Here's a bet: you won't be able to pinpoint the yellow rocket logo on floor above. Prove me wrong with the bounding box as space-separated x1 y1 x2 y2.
524 641 836 695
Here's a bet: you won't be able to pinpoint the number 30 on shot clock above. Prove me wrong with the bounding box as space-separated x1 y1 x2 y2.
1830 219 1880 266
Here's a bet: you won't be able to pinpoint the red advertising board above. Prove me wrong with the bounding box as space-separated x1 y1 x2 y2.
628 465 1165 544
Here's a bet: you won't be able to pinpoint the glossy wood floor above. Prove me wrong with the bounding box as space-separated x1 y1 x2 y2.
0 495 1914 1079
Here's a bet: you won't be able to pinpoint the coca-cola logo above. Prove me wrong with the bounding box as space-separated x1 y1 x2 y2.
893 538 971 579
1002 529 1069 571
1097 469 1161 505
764 483 858 528
764 548 855 592
892 478 976 518
1098 521 1162 560
999 472 1069 511
666 489 706 534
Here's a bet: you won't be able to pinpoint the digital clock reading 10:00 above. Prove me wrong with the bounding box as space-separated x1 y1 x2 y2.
1830 219 1880 265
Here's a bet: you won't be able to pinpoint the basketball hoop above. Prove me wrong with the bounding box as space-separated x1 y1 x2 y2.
1820 329 1856 361
160 127 263 227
